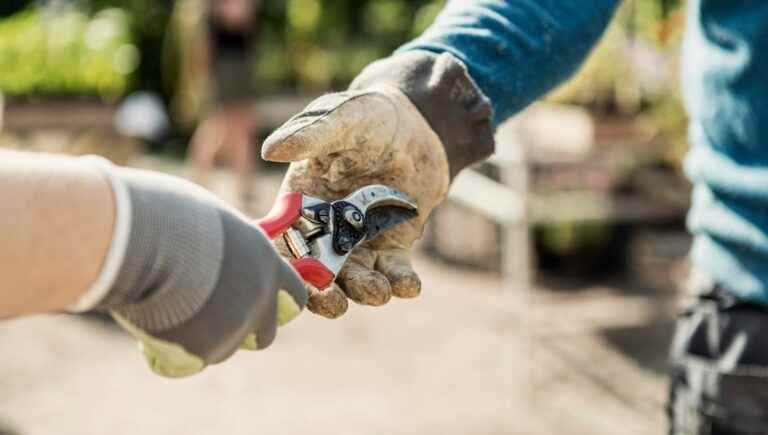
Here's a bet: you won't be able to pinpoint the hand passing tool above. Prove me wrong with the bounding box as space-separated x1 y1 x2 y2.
257 185 418 289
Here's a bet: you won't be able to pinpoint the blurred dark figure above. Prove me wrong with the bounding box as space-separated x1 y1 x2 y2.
186 0 261 212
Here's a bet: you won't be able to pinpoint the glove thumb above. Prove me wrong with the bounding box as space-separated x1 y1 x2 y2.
262 91 398 162
240 258 307 351
275 258 308 326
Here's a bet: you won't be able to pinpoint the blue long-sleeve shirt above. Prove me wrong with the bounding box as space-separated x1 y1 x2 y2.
400 0 768 304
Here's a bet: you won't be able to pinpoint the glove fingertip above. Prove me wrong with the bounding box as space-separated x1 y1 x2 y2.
255 296 278 350
262 118 320 163
112 312 206 378
276 289 303 326
339 269 392 307
256 326 277 350
240 333 258 351
307 285 349 319
141 344 206 378
278 260 309 307
375 250 421 299
261 135 295 162
391 272 422 299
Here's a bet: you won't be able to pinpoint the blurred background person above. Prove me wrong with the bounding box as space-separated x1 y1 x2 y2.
184 0 262 213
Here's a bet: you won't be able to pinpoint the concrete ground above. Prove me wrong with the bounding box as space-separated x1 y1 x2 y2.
0 160 681 435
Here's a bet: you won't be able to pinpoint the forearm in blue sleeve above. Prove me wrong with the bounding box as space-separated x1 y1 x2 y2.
398 0 621 126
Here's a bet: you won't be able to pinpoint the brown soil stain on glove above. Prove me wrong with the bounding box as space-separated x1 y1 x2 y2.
337 248 391 306
274 232 349 319
306 284 348 319
375 249 421 298
265 86 450 316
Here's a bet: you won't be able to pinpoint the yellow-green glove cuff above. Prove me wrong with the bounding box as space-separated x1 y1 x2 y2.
112 312 205 378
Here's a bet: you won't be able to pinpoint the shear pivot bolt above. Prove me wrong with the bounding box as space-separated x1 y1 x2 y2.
344 208 364 229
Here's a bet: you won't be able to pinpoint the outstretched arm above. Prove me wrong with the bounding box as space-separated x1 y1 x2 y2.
262 0 621 319
0 150 307 377
399 0 621 127
0 150 114 317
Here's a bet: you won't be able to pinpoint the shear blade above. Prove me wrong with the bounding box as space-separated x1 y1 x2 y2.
342 185 418 215
362 206 418 241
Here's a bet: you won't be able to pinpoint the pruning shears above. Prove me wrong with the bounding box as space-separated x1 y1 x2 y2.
257 185 418 289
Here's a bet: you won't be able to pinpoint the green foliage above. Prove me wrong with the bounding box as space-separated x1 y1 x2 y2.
0 0 684 105
80 0 172 95
254 0 445 92
539 221 614 256
0 6 137 100
549 0 686 114
546 0 690 172
0 0 445 98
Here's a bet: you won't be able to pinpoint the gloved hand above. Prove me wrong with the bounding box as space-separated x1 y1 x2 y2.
262 51 494 318
70 158 307 377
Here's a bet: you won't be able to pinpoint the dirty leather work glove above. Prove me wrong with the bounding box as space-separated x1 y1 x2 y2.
69 157 307 378
262 51 494 319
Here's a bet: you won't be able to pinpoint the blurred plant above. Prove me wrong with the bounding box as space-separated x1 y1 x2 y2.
253 0 445 93
1 0 446 98
0 0 689 155
540 221 614 257
0 5 137 100
548 0 689 169
549 0 685 112
80 0 172 95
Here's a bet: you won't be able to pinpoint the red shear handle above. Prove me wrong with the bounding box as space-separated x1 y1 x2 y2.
291 258 335 290
256 192 302 239
257 192 335 289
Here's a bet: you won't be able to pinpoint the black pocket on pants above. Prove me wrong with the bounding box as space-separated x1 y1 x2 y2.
668 291 768 435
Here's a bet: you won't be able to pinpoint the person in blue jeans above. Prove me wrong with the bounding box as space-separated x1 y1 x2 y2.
261 1 768 432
